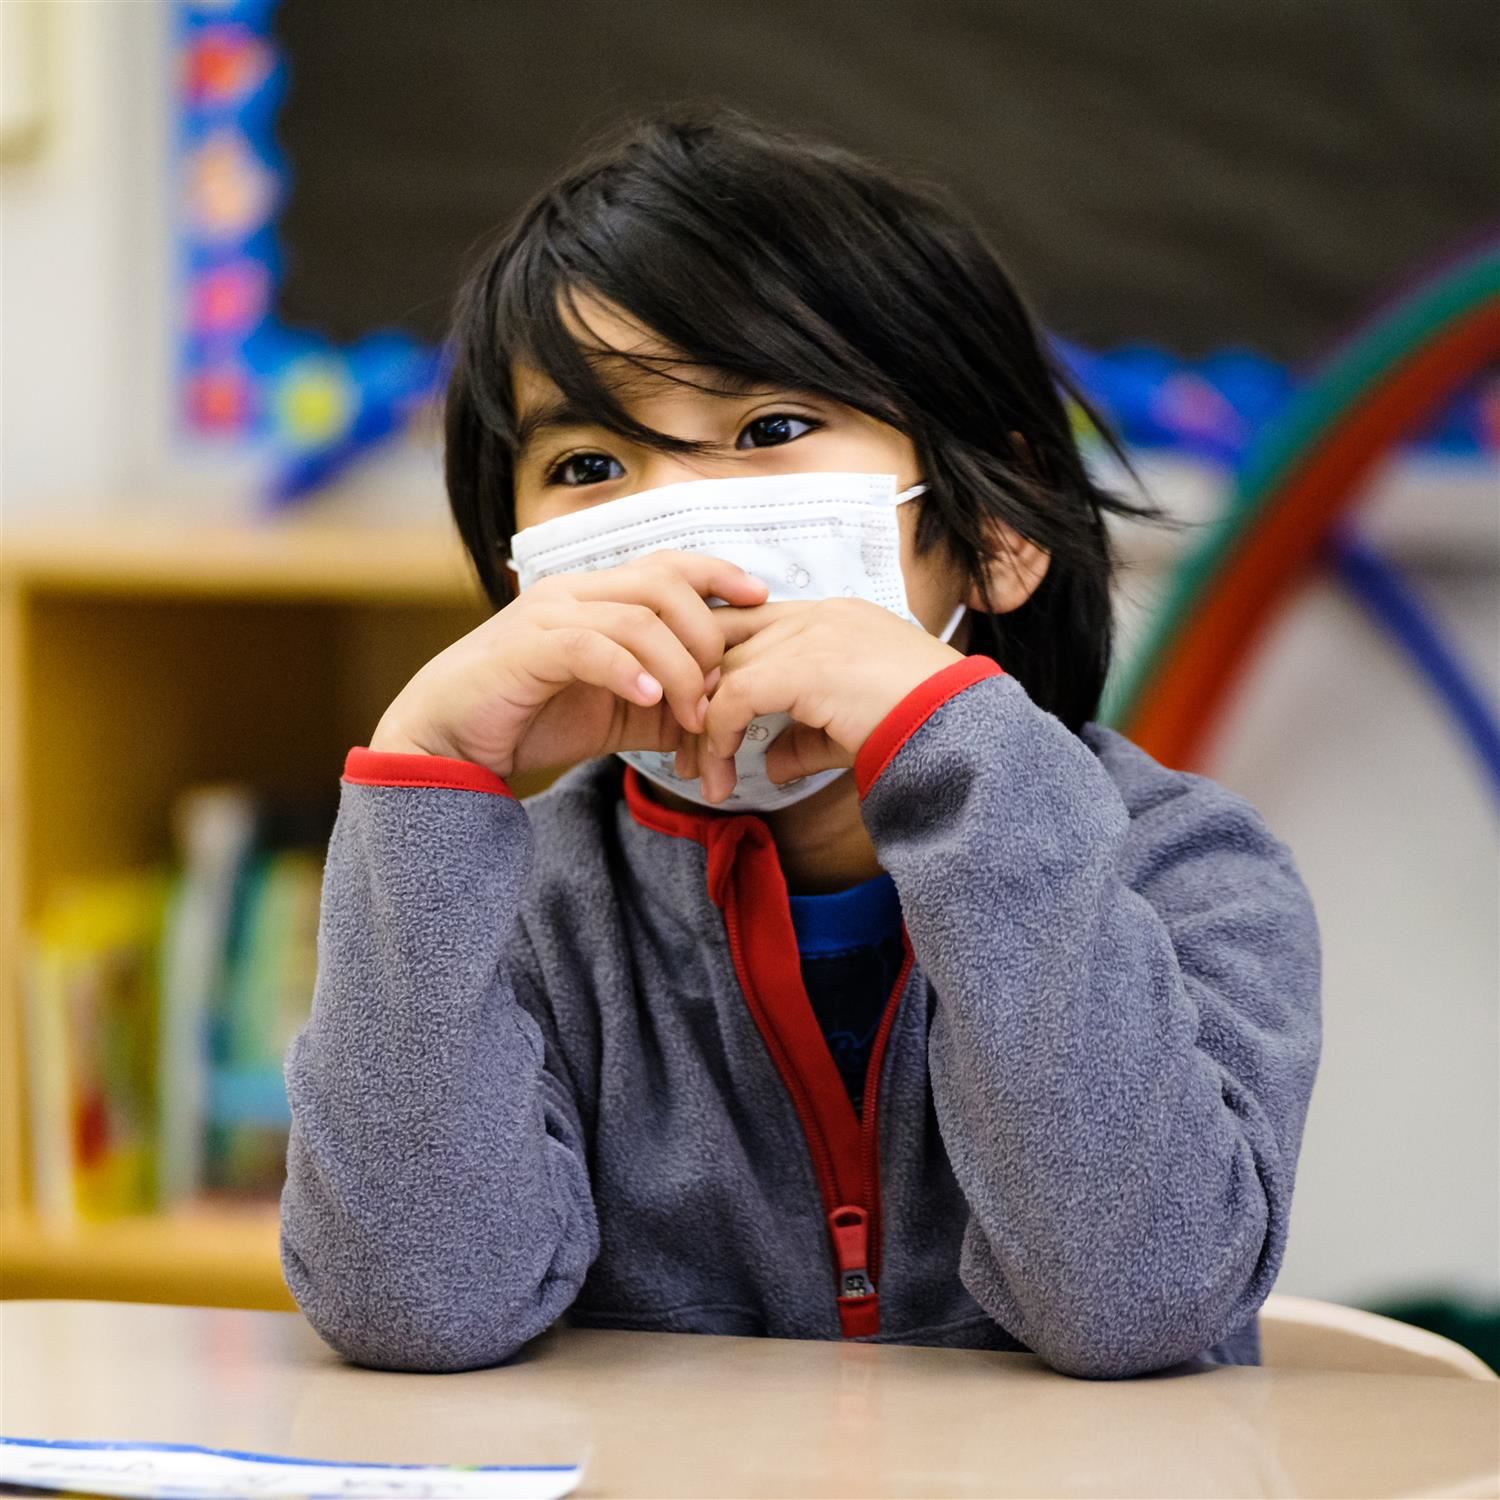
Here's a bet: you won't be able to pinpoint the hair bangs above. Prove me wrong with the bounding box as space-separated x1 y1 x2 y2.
490 156 909 457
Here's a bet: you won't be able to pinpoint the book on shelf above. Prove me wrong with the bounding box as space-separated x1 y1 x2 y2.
22 873 171 1224
19 781 336 1226
207 837 324 1197
157 784 259 1205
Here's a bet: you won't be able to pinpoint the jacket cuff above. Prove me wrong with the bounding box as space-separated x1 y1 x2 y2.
855 656 1004 799
343 746 515 798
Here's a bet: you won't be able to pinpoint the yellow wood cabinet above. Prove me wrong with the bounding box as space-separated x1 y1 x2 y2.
0 513 509 1308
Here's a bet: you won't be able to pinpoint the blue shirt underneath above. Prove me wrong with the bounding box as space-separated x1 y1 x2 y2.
787 872 905 1117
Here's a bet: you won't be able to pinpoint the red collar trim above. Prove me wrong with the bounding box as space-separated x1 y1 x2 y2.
622 765 764 909
621 763 731 841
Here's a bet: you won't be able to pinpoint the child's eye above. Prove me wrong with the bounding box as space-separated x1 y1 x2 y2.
545 451 625 487
736 413 821 449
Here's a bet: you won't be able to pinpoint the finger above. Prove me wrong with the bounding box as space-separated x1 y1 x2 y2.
696 662 750 803
674 731 701 782
556 601 710 732
713 613 801 673
713 601 809 650
534 624 669 711
555 561 731 675
765 721 850 783
558 550 769 612
640 549 770 606
639 568 729 676
677 675 714 776
698 745 737 804
702 661 797 763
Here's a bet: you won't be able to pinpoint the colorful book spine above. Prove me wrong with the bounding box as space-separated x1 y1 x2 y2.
21 872 171 1225
21 779 334 1219
155 783 260 1205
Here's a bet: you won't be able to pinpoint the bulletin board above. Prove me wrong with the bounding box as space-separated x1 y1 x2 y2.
174 0 1499 502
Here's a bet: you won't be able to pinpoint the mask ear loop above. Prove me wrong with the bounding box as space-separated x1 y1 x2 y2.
895 482 967 645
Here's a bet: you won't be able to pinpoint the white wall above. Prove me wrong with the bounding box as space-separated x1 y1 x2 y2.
2 0 173 522
3 0 1497 1311
1198 547 1498 1305
1112 466 1499 1305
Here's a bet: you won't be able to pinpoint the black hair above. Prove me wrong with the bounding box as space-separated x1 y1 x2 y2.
444 106 1181 732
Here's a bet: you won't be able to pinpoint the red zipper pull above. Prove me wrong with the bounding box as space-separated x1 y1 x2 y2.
829 1205 879 1337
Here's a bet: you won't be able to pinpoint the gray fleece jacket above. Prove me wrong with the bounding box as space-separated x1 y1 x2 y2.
279 655 1322 1379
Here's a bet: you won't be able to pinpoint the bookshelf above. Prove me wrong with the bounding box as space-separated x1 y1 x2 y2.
0 1206 294 1311
0 511 508 1309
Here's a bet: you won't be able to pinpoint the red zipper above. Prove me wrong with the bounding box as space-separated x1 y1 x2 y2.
858 932 915 1293
720 831 915 1339
615 771 914 1342
723 901 840 1216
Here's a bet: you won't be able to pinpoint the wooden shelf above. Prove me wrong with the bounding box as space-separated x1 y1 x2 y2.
0 515 485 603
0 515 498 1256
0 1205 293 1310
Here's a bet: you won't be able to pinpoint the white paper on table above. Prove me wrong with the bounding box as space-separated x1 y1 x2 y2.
0 1436 584 1499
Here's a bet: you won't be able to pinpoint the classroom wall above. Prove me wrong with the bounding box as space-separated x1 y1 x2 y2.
1213 558 1498 1305
1110 460 1500 1305
3 1 1496 1311
1 0 172 517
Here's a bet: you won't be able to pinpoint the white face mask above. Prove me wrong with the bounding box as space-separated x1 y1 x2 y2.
508 470 966 811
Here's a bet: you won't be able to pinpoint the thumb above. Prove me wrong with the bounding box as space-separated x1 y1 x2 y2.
765 721 851 784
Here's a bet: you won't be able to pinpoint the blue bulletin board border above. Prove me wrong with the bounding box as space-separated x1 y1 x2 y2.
172 0 1496 509
174 0 441 508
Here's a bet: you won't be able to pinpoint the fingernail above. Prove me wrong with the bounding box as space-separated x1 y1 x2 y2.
704 667 722 691
637 672 662 701
694 695 709 727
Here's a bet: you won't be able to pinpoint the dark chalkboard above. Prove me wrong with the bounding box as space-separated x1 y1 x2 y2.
271 0 1499 361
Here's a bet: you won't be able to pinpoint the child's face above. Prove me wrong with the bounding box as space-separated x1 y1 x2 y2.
509 291 972 642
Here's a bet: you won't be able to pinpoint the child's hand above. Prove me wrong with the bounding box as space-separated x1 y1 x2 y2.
694 598 965 802
368 551 768 778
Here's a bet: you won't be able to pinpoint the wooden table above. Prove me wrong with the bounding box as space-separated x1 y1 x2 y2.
1 1300 1496 1498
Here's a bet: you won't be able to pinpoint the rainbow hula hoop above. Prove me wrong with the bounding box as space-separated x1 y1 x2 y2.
1101 240 1500 775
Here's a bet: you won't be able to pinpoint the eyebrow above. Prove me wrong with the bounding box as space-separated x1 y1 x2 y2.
513 373 782 464
513 397 596 465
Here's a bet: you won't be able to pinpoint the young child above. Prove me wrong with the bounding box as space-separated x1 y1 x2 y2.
279 109 1322 1379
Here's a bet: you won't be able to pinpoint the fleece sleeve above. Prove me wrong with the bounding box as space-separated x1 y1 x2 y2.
856 658 1322 1378
278 748 599 1372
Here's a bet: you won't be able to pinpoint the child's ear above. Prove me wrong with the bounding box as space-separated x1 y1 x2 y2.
962 520 1051 614
962 431 1051 614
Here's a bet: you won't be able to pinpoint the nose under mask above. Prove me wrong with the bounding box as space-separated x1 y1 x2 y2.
507 470 967 811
